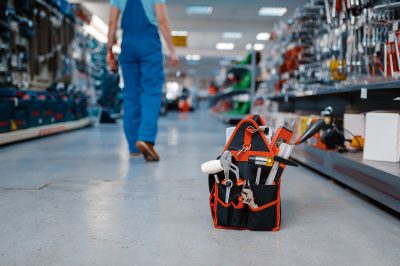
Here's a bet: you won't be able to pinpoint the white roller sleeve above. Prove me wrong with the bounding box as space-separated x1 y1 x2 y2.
266 143 294 185
201 160 224 174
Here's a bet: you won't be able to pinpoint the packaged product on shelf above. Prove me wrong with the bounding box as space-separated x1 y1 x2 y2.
364 111 400 162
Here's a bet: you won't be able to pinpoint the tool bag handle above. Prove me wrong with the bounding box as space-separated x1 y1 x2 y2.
223 115 276 162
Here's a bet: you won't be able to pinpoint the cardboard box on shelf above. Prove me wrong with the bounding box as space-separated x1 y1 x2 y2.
344 113 365 139
364 112 400 162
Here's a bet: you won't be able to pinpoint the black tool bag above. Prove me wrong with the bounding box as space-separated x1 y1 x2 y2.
208 115 293 231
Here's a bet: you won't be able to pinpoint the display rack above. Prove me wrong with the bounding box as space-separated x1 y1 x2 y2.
292 144 400 212
264 80 400 116
209 89 249 107
212 50 258 124
266 80 400 101
263 79 400 212
0 118 92 146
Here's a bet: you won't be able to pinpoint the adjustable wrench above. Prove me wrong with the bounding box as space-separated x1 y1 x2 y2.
220 151 240 203
241 182 258 208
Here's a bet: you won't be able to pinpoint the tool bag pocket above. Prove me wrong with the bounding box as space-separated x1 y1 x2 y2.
247 185 280 231
209 183 280 230
210 183 247 228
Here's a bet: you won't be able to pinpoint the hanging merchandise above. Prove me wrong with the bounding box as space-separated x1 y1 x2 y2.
0 0 93 136
267 0 400 93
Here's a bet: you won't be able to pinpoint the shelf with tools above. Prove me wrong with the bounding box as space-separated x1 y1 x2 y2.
266 80 400 101
291 144 400 212
0 117 92 146
0 0 123 141
260 79 400 115
251 0 400 212
209 89 249 106
211 51 259 124
257 0 400 110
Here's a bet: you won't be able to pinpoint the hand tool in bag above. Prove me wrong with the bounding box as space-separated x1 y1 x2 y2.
265 143 295 185
262 116 330 185
200 160 221 183
220 151 240 203
255 167 262 185
247 156 273 185
249 155 298 168
201 160 223 174
241 182 258 209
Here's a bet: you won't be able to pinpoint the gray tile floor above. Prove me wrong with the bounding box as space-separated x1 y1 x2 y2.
0 110 399 266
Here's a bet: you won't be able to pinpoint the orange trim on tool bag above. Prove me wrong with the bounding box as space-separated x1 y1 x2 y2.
213 184 218 226
248 200 278 211
209 185 215 202
243 127 253 149
215 225 248 230
215 224 248 230
273 185 281 230
216 197 245 209
223 116 274 155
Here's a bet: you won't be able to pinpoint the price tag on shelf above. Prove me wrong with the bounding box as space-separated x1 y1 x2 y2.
389 33 395 42
360 88 368 99
393 21 399 32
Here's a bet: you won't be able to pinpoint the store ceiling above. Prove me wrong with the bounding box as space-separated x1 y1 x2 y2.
72 0 307 80
73 0 307 56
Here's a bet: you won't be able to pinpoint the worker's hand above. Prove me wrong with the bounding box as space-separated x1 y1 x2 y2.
169 52 179 67
107 51 118 72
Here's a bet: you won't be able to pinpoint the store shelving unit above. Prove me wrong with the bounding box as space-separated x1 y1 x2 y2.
267 80 400 101
292 145 400 212
209 89 250 106
212 50 258 124
0 118 92 146
264 80 400 116
252 0 400 212
263 79 400 212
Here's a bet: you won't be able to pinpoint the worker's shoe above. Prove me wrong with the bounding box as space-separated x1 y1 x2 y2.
136 141 160 162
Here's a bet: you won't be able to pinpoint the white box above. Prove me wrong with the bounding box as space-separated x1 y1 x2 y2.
344 113 365 139
364 112 400 162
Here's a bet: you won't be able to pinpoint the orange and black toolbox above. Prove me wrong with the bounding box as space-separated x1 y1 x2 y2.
207 115 294 231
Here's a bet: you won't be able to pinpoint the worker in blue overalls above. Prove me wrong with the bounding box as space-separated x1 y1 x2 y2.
107 0 178 161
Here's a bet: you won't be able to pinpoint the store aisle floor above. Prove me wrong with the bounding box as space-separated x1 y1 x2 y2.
0 110 399 266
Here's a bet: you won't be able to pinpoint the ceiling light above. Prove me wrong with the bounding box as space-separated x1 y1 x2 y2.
216 43 235 50
172 31 188 36
185 54 201 61
245 43 253 50
223 32 243 39
256 32 271 41
258 7 287 16
253 43 265 51
186 5 213 15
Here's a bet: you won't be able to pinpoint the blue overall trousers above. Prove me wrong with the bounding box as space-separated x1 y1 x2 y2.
120 0 165 153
